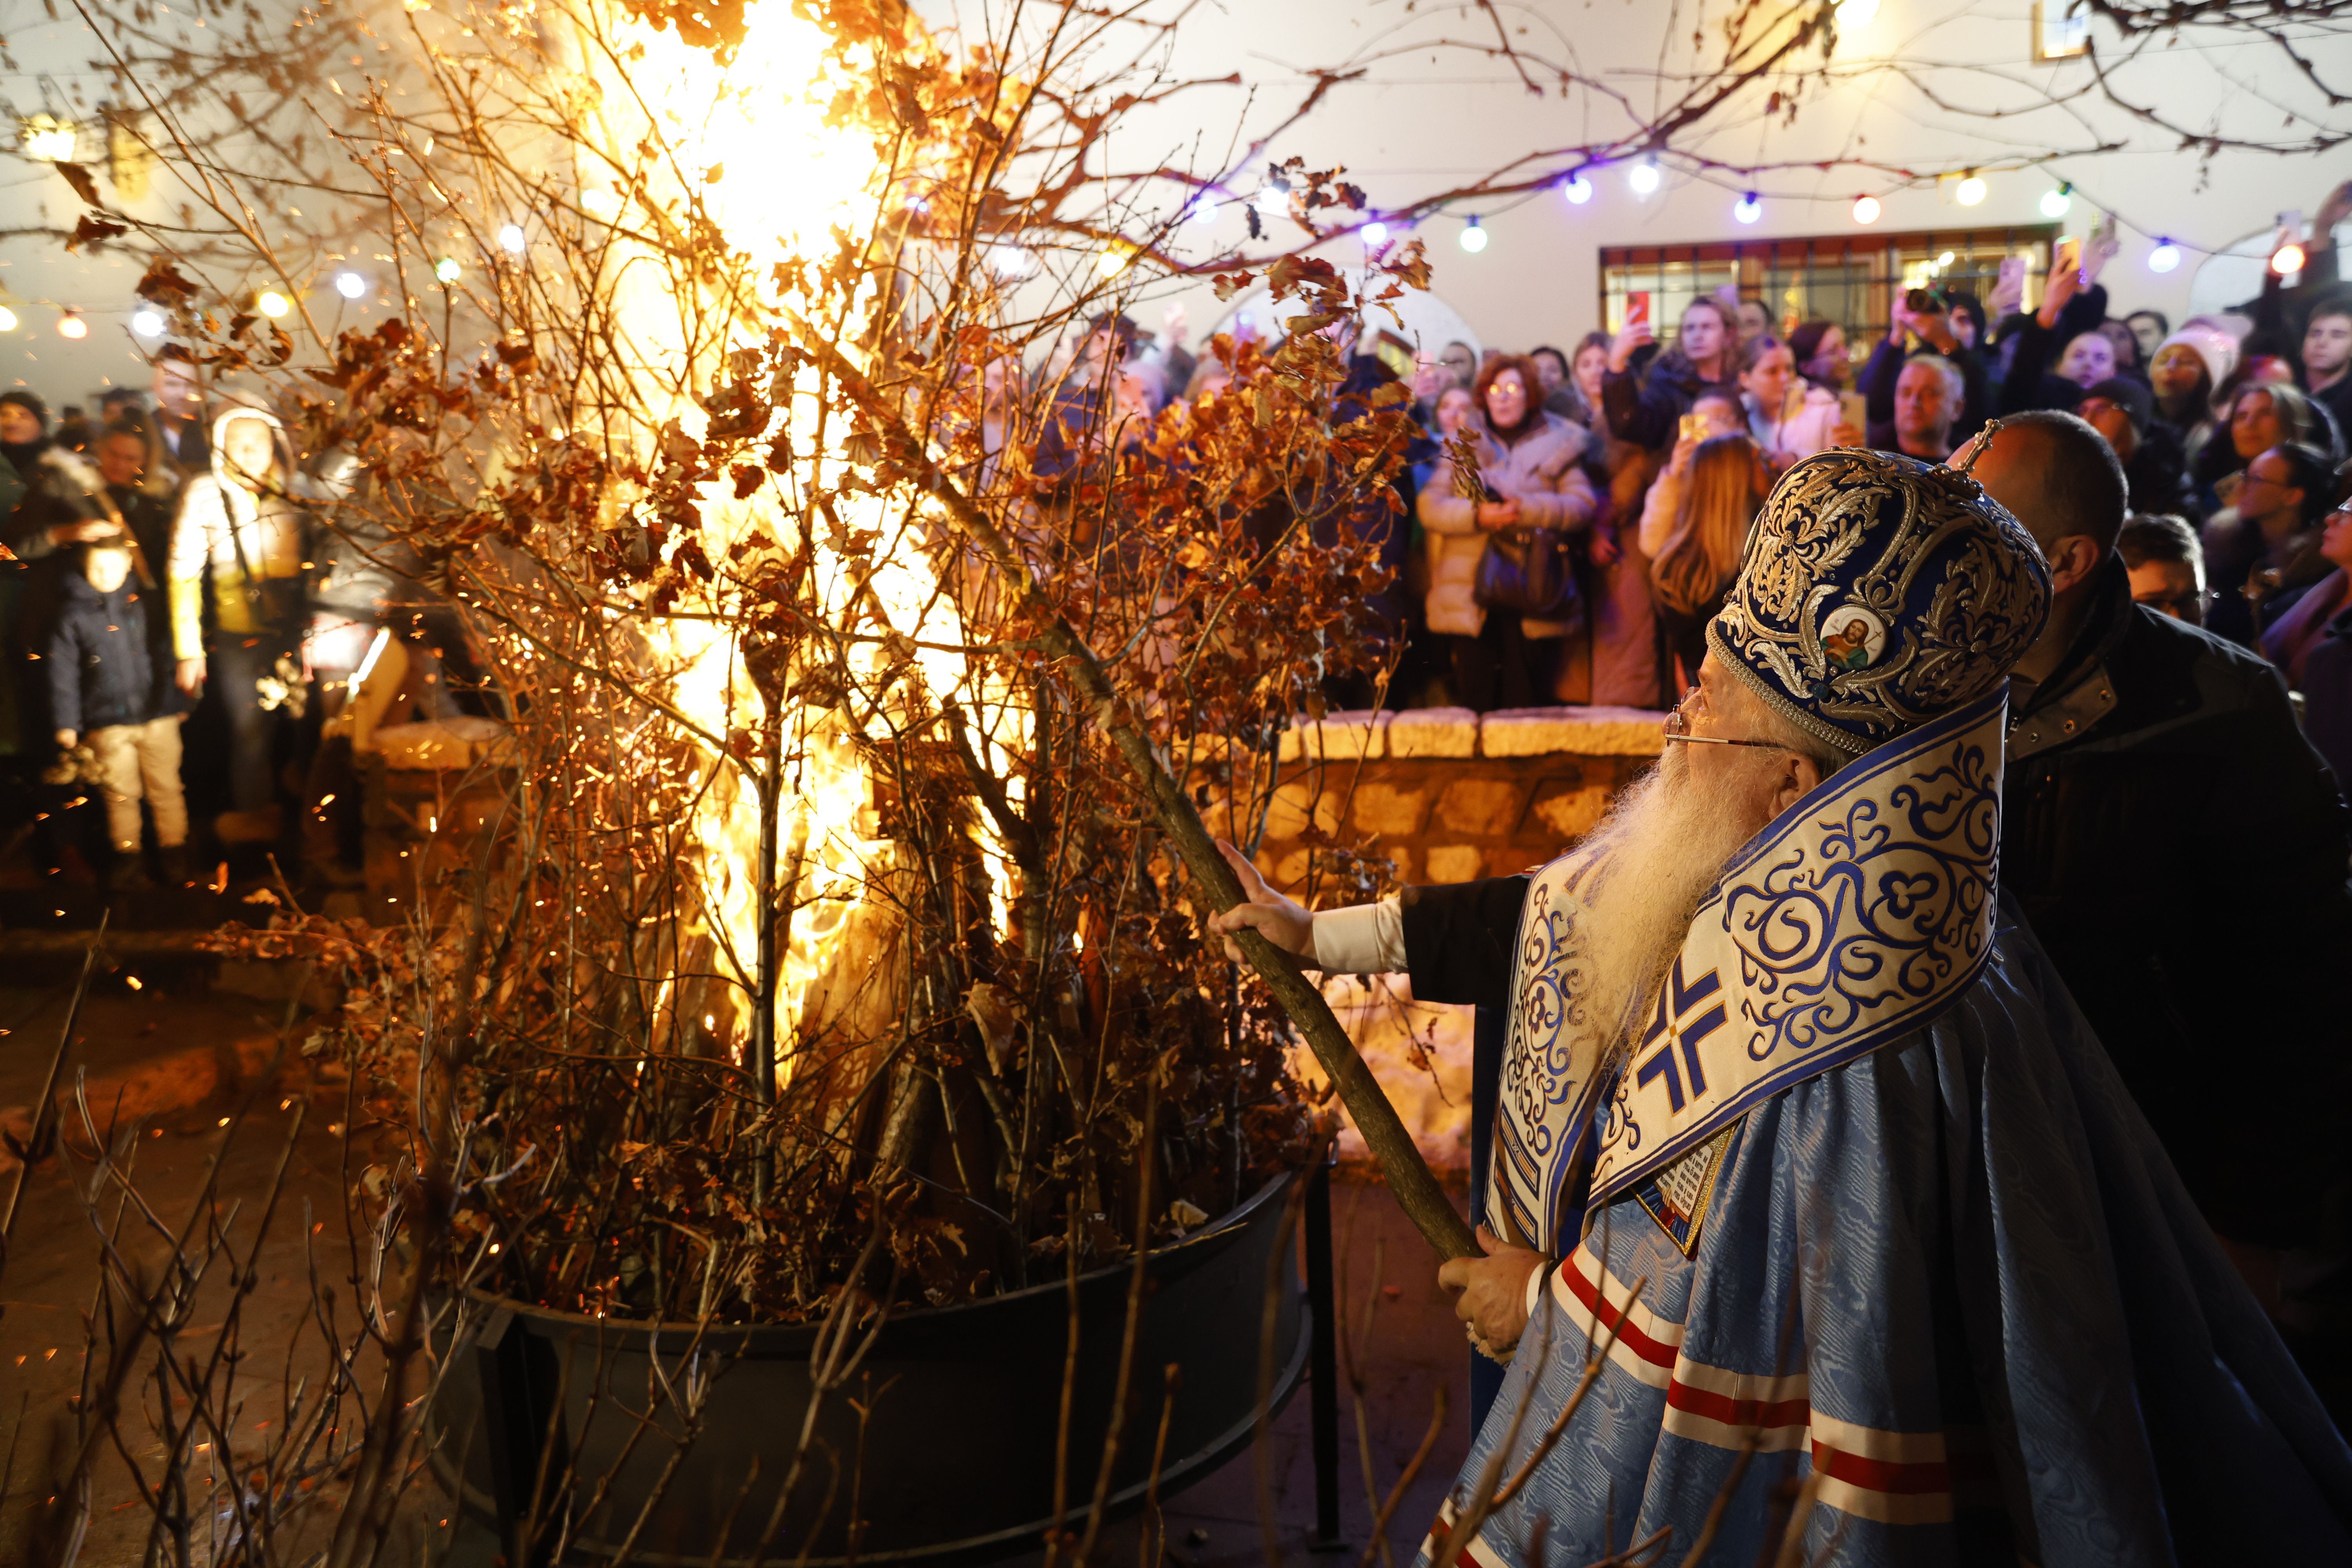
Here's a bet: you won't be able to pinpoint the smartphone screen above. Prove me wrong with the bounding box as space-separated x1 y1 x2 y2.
1679 412 1708 444
2054 238 2081 279
1998 255 2026 292
1838 391 1868 437
1626 291 1652 331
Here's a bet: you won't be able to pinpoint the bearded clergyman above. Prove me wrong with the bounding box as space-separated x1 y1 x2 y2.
1212 446 2352 1560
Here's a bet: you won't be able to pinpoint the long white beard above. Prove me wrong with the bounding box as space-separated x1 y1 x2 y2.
1573 745 1771 1055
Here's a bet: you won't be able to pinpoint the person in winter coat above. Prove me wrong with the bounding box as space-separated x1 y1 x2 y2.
2287 496 2352 794
1559 332 1646 514
1972 413 2352 1422
168 406 348 852
1632 388 1746 559
1641 430 1771 686
1416 356 1598 711
1783 318 1854 399
94 421 177 570
1858 289 1993 445
1995 250 2124 416
1733 336 1838 468
47 538 188 887
2203 439 2337 646
2149 317 2239 463
2295 295 2352 446
2076 377 2187 517
0 395 126 839
2260 486 2352 701
1599 296 1738 452
2190 380 2338 522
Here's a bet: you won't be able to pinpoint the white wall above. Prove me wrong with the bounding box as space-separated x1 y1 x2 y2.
1078 0 2351 358
0 0 2343 403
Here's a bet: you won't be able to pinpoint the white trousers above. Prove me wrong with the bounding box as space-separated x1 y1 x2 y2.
90 717 189 853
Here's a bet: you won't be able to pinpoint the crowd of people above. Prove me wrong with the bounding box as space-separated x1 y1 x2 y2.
0 353 472 894
1069 181 2352 795
13 180 2352 894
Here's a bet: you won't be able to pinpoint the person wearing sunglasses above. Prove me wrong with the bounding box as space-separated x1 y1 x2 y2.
1209 443 2350 1562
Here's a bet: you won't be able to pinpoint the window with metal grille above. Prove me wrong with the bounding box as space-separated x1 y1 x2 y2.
1600 225 2062 361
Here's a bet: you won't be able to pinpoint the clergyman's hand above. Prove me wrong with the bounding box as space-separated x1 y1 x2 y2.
1437 1226 1546 1356
1206 839 1315 963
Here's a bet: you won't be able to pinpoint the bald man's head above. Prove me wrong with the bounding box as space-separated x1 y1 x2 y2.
1965 411 2128 558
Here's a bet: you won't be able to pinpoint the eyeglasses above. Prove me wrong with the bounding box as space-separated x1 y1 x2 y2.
2134 590 2213 623
1662 687 1793 750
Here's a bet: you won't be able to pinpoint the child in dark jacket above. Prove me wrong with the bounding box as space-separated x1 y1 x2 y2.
47 538 188 886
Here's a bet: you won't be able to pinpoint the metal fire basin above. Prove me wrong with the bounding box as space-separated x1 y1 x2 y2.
427 1171 1308 1565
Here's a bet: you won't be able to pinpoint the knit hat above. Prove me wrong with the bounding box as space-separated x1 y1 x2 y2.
0 390 49 429
2156 318 2241 390
2081 376 2153 435
1708 447 2052 756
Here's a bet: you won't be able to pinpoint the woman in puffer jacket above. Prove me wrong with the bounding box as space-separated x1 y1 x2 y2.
1415 355 1596 711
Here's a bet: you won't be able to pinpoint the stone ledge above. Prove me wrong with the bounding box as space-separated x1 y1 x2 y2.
1283 705 1668 763
1276 710 1390 764
1384 707 1479 758
1480 704 1667 758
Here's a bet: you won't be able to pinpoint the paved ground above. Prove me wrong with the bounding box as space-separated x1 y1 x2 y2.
0 976 365 1567
0 963 1477 1567
1131 1174 1474 1568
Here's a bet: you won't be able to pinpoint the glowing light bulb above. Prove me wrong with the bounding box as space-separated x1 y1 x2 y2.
1561 174 1592 205
2273 241 2307 277
1253 187 1289 216
20 115 76 162
987 243 1036 281
257 290 290 318
1852 195 1882 225
2148 240 2181 274
1956 173 1988 207
131 309 164 337
1836 0 1880 23
2039 184 2071 220
1459 217 1487 253
1361 221 1388 247
0 306 23 332
1938 250 1956 267
1096 245 1130 277
1628 161 1661 196
336 271 367 299
1734 192 1762 225
499 223 526 254
1187 195 1220 226
435 257 461 283
55 311 87 339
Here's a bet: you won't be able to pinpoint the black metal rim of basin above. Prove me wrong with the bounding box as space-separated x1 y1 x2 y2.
441 1167 1299 1348
424 1168 1313 1566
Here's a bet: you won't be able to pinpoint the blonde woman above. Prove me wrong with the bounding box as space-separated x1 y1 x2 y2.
1646 432 1772 686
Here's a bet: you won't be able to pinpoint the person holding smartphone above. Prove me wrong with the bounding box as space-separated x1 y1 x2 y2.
1997 229 2127 416
1599 295 1739 454
1857 286 1994 446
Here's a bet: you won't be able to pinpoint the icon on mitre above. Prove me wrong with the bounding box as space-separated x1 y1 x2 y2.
1822 606 1887 671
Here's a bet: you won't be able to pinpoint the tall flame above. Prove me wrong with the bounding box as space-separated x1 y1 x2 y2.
576 0 988 1071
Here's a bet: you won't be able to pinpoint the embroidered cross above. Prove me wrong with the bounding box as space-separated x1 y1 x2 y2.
1633 958 1725 1114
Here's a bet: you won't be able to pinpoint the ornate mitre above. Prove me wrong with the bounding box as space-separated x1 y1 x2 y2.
1708 447 2051 757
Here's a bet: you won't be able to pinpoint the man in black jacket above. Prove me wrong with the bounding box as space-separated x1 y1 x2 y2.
1969 410 2352 1421
2076 376 2186 517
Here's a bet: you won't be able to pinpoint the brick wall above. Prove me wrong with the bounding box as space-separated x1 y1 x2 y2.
1196 706 1667 1171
